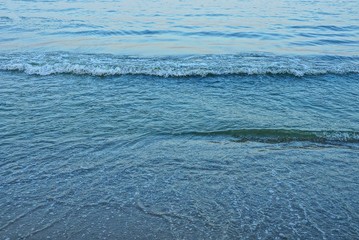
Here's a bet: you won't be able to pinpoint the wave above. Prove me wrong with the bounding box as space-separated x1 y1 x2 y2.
0 52 359 77
185 129 359 143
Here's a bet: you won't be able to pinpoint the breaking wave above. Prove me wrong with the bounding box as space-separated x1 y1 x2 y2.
0 52 359 77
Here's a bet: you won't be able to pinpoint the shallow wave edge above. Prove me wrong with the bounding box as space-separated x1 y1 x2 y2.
1 52 359 77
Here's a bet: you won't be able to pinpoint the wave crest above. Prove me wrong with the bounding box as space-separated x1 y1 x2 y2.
1 52 359 77
186 129 359 143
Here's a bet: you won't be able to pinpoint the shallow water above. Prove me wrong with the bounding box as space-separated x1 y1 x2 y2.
1 0 359 239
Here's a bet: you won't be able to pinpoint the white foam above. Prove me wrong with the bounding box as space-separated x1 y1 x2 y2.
1 52 358 77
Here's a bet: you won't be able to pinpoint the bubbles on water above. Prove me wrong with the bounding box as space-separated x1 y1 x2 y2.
1 52 359 77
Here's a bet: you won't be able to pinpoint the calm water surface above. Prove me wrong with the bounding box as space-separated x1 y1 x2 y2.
1 0 359 55
1 0 359 239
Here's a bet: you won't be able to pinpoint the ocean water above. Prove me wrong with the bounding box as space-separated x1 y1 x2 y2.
1 0 359 239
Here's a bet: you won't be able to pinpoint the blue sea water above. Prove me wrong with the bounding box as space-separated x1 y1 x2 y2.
1 0 359 239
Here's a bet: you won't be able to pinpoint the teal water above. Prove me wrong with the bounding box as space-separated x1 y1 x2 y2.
1 0 359 239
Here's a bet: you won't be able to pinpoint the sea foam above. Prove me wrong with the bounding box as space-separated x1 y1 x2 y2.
1 52 358 77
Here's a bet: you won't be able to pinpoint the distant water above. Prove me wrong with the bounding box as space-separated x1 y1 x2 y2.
1 0 359 239
1 0 359 55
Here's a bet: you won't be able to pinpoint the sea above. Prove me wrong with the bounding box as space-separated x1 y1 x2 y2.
1 0 359 239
